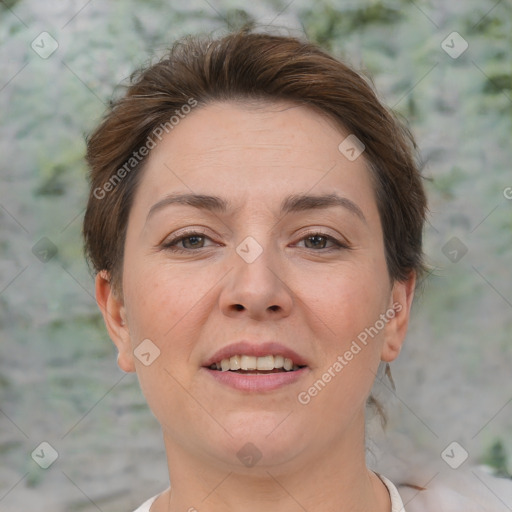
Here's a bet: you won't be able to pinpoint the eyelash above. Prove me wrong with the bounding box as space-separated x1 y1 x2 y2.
160 230 350 253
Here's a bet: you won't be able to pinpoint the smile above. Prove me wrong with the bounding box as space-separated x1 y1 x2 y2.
209 354 305 373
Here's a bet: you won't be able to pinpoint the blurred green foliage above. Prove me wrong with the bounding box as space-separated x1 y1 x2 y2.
482 440 511 478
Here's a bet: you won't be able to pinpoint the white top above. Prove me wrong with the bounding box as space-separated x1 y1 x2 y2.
132 473 407 511
132 494 157 512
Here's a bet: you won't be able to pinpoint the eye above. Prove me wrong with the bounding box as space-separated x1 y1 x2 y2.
295 232 349 251
161 230 216 252
160 230 350 254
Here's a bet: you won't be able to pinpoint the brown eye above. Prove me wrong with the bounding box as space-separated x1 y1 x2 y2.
161 231 214 253
304 235 330 249
181 235 206 249
297 232 349 251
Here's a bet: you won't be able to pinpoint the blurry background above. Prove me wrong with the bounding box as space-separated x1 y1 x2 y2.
0 0 510 510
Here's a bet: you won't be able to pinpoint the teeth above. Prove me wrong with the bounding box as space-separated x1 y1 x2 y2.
213 354 302 372
229 355 241 370
256 355 274 370
274 355 284 368
240 355 257 370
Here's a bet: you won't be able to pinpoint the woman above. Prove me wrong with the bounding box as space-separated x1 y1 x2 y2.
83 27 436 511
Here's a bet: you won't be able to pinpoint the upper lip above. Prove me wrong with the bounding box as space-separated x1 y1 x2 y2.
202 341 308 368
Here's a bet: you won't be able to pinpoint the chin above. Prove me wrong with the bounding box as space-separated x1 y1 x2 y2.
211 411 309 469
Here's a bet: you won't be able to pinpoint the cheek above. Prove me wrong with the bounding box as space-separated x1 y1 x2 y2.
297 264 388 404
301 260 389 340
122 252 218 355
121 259 213 430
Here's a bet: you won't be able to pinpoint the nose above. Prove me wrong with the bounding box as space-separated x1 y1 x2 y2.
219 237 293 321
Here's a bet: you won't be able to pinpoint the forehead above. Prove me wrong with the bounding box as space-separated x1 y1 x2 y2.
155 100 348 169
132 100 378 221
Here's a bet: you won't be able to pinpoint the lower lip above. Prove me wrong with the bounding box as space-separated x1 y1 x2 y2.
202 367 308 392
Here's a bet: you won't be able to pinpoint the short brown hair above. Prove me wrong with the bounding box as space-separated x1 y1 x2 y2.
83 27 427 295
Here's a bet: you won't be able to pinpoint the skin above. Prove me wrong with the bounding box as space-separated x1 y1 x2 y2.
96 100 416 512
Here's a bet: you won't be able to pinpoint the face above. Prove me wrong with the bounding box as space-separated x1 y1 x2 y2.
97 100 415 472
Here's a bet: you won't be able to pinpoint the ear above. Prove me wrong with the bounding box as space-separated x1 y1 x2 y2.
380 271 416 363
95 270 135 373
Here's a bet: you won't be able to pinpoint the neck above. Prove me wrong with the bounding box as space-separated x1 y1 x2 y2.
154 413 390 512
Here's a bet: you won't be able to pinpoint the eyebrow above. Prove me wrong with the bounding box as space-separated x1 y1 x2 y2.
146 192 366 223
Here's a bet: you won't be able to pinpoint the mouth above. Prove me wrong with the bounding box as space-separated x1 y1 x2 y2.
202 353 309 392
202 341 309 391
207 354 307 374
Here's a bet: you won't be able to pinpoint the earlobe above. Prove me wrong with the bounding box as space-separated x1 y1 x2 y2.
381 272 416 363
95 270 136 373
